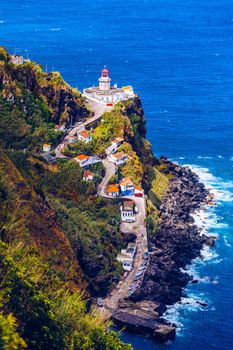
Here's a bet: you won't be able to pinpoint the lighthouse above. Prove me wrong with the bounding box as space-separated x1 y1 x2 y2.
83 66 134 105
98 66 111 91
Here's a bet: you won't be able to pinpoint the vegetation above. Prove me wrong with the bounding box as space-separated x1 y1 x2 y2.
0 47 132 349
0 241 132 350
0 47 89 151
148 168 169 207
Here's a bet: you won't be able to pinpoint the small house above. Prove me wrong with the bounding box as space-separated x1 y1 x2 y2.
77 129 92 143
134 185 144 197
74 154 90 167
83 170 94 181
43 143 51 152
68 135 78 144
120 200 138 223
105 144 116 156
120 177 135 196
117 242 137 271
122 86 134 97
107 184 120 197
54 124 65 132
108 152 128 165
10 55 25 65
111 137 124 148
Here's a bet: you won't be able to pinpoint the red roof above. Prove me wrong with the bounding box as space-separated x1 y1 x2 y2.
79 130 91 139
76 154 89 161
101 67 109 77
107 184 119 193
83 170 93 177
134 185 143 192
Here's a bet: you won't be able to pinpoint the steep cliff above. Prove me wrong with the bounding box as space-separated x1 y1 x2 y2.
0 46 90 151
0 47 132 350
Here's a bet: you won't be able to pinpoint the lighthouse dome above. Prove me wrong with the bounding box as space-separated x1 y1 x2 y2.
101 67 109 77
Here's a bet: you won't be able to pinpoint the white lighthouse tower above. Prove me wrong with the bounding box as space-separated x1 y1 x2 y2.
98 66 111 91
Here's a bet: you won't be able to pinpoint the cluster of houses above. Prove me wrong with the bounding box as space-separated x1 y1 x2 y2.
106 137 129 165
68 128 93 145
107 176 143 198
74 154 101 167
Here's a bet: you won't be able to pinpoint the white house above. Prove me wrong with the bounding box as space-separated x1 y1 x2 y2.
107 184 120 197
77 130 92 143
111 137 124 148
43 144 51 152
10 55 25 65
54 124 66 132
83 170 94 181
105 144 116 156
68 135 78 144
120 177 135 196
74 154 90 167
117 242 137 271
122 85 135 97
108 152 128 165
120 200 138 223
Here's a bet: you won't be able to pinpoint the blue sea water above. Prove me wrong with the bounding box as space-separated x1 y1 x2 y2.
1 1 233 349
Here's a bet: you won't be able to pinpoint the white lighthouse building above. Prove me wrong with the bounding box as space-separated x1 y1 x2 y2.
83 66 134 106
98 66 111 91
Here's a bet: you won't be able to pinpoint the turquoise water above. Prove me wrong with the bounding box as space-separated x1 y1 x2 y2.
1 1 233 349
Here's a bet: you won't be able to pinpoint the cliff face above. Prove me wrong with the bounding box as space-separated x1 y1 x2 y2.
0 149 85 289
0 47 133 350
119 97 159 190
0 47 90 151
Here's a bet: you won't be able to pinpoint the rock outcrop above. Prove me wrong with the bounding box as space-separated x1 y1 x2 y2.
112 299 175 342
133 158 211 305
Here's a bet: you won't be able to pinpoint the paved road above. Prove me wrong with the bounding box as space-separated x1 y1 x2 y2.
55 96 112 158
97 160 148 315
98 159 116 197
104 195 148 312
54 96 149 317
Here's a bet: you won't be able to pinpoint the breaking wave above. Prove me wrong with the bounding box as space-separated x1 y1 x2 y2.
163 163 231 330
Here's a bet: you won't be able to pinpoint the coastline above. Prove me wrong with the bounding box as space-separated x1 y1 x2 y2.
113 157 216 341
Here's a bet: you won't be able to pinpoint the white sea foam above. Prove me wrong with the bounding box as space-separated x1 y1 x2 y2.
163 162 231 329
51 27 61 31
164 294 209 331
186 164 233 202
0 20 4 24
223 236 232 247
197 156 213 159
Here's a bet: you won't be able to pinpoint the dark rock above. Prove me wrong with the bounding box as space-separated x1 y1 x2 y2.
196 301 208 308
192 279 199 284
136 160 211 310
112 311 176 342
205 236 217 247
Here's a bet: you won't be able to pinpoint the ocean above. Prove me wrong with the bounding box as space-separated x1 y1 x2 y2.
1 0 233 349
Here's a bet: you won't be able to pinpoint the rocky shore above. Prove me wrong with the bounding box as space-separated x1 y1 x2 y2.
113 157 215 341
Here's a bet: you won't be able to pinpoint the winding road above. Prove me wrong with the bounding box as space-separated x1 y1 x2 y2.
55 95 148 317
98 160 148 316
55 98 112 158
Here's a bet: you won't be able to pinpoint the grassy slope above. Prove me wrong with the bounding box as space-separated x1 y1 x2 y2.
0 47 132 349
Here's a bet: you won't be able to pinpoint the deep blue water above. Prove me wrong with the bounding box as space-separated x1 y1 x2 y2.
1 1 233 349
